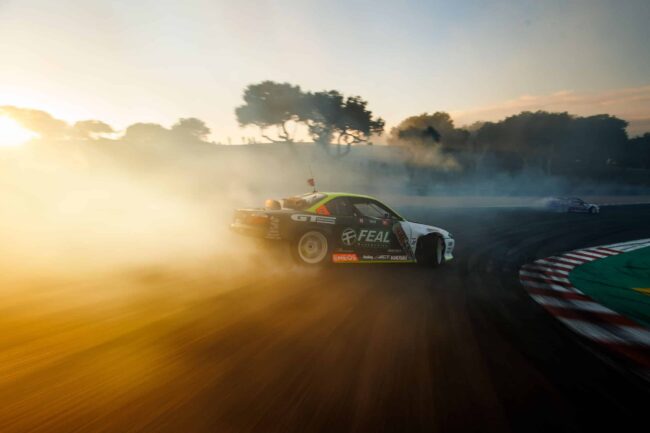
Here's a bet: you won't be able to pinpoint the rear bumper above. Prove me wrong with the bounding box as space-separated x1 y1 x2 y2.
230 222 267 237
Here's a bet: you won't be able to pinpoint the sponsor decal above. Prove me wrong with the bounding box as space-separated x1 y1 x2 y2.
332 253 359 263
290 214 336 225
357 254 410 262
358 229 391 244
341 228 392 247
393 223 414 258
341 227 357 246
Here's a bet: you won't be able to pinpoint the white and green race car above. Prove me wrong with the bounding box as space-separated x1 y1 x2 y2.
231 192 454 266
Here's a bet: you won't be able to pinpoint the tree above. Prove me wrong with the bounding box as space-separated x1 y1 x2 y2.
575 114 628 167
387 112 467 172
303 91 385 157
627 133 650 169
171 118 211 141
235 81 304 143
473 111 630 175
388 112 469 172
123 123 169 144
71 120 114 139
388 112 469 149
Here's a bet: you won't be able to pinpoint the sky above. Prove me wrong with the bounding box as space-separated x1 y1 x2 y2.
1 0 650 142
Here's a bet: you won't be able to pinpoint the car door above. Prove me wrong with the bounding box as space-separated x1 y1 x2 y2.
314 197 360 258
347 197 406 259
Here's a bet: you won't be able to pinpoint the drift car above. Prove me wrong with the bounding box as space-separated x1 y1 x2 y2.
545 197 600 214
231 192 454 266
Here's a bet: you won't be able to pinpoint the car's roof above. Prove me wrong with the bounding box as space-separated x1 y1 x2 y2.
306 192 404 219
319 192 379 200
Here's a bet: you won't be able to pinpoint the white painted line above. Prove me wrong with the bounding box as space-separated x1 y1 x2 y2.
525 265 570 276
521 240 650 367
559 319 628 344
562 253 597 262
569 250 607 260
549 256 584 265
605 238 650 251
535 259 574 270
531 295 616 314
614 326 650 346
587 248 618 256
559 319 650 346
522 280 574 293
519 270 570 283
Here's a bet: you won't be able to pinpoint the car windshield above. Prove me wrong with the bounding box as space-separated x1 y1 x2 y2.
282 193 326 210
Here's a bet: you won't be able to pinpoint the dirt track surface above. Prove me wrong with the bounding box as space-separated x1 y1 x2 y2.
1 205 649 432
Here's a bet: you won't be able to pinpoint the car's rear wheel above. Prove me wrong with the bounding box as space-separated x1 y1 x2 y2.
294 231 330 265
589 207 597 214
416 235 444 267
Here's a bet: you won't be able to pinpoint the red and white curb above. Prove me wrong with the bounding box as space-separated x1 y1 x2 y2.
519 239 650 369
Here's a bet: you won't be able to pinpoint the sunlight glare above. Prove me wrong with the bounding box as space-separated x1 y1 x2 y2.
0 116 37 147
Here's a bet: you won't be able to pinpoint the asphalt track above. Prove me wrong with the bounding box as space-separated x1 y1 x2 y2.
1 205 650 433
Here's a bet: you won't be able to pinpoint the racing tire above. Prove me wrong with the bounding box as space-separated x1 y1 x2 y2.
416 235 444 267
292 230 331 266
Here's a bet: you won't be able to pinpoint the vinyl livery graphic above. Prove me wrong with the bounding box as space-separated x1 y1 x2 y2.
341 228 357 246
357 229 391 244
232 192 454 266
332 253 359 263
290 214 336 224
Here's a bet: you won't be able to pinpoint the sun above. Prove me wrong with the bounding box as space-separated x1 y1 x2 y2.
0 116 38 147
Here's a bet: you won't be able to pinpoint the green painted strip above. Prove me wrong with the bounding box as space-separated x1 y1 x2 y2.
569 246 650 328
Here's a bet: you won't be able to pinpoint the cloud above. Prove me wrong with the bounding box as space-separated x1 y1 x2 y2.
451 85 650 136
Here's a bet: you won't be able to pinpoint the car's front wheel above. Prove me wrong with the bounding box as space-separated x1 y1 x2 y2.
293 230 330 265
416 235 444 267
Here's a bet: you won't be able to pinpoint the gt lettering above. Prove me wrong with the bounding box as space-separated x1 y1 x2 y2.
290 214 336 225
358 230 391 243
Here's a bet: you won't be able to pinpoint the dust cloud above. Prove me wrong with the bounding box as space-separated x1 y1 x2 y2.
1 138 648 296
0 142 307 303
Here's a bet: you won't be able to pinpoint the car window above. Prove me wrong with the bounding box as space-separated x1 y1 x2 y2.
350 199 399 220
323 197 355 217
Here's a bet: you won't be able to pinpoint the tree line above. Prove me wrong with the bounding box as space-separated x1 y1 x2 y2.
388 110 650 175
2 81 650 178
235 81 650 177
0 106 212 147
